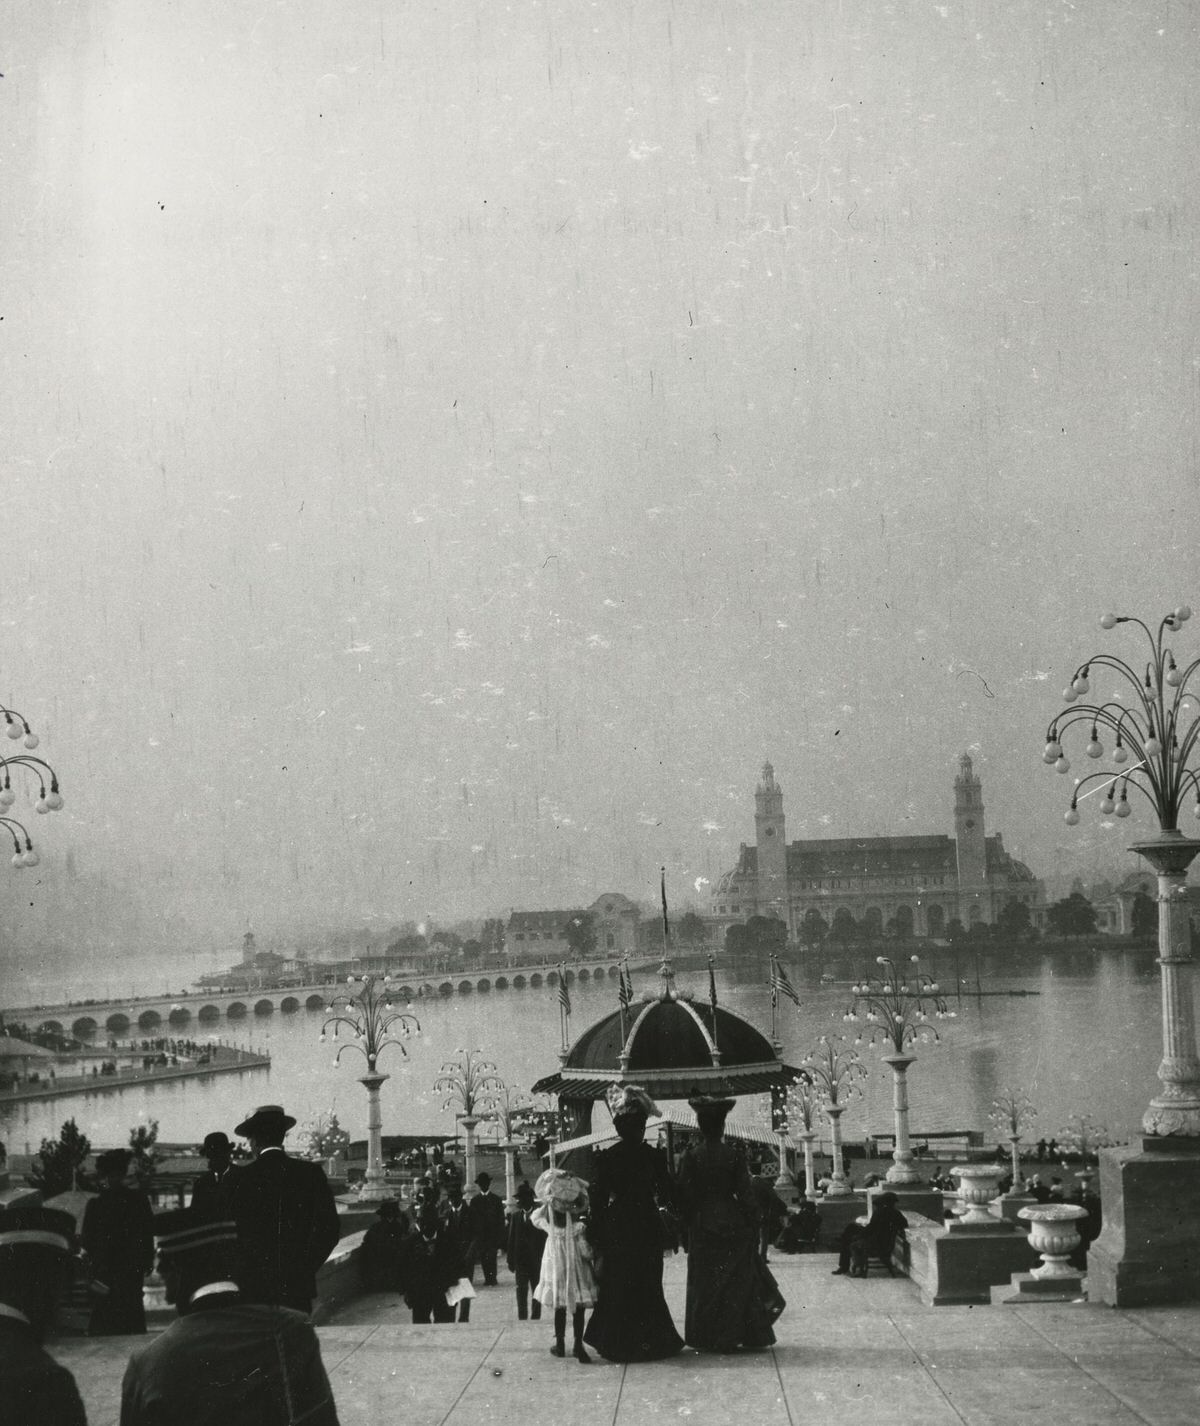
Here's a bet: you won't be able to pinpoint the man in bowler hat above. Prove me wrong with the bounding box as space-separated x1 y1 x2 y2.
120 1208 339 1426
0 1203 87 1426
189 1131 235 1219
224 1104 341 1314
465 1171 505 1287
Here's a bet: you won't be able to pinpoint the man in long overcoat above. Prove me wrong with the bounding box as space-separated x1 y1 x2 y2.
224 1104 341 1314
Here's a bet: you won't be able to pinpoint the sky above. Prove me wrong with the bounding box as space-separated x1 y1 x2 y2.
1 1 1198 967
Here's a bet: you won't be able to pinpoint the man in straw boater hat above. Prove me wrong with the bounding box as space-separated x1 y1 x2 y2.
224 1105 341 1315
120 1208 340 1426
0 1203 86 1426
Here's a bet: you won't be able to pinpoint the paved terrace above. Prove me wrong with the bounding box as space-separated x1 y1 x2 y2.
55 1253 1200 1426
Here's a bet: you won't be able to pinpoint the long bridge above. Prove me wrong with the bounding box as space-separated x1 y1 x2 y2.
2 959 628 1040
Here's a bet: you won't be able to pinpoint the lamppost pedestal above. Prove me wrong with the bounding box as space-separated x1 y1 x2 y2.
355 1070 396 1204
823 1105 853 1196
881 1054 921 1185
460 1115 480 1188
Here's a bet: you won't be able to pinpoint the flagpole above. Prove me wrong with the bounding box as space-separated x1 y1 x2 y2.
770 954 779 1045
660 866 671 957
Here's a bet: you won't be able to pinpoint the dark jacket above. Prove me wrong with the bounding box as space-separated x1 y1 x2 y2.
465 1190 505 1253
506 1207 547 1279
81 1184 155 1336
224 1150 341 1312
0 1315 87 1426
189 1168 235 1221
397 1228 465 1313
119 1293 339 1426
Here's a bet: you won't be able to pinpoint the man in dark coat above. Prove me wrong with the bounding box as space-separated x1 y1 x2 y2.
189 1131 235 1219
81 1148 155 1336
397 1205 466 1324
0 1204 87 1426
224 1104 341 1314
120 1209 339 1426
465 1172 505 1287
359 1200 411 1293
438 1183 474 1320
505 1181 546 1320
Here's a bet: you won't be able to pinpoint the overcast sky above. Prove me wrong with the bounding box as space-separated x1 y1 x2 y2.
2 2 1197 961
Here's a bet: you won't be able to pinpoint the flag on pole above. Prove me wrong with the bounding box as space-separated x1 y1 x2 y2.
557 965 571 1016
618 959 633 1011
770 955 801 1008
660 866 671 949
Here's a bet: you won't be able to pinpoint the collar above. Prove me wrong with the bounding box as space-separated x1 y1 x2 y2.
257 1146 285 1157
188 1281 240 1305
0 1303 31 1327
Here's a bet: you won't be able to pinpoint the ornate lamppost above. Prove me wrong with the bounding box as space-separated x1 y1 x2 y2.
491 1082 531 1211
990 1087 1038 1199
320 975 419 1202
801 1034 868 1196
433 1049 503 1187
1045 605 1200 1136
845 955 954 1185
0 703 64 870
784 1077 822 1200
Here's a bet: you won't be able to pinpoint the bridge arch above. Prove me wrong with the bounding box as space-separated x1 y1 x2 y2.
457 980 473 994
398 986 415 1002
438 982 453 997
477 978 491 992
198 1004 221 1022
254 999 275 1017
529 973 542 987
137 1009 162 1029
72 1016 98 1037
305 994 325 1011
280 997 300 1013
494 976 508 990
512 974 526 988
106 1012 130 1032
167 1006 191 1025
227 1002 248 1019
37 1019 64 1036
578 967 591 981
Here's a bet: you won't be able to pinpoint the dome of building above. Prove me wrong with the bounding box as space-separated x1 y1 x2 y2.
532 961 799 1102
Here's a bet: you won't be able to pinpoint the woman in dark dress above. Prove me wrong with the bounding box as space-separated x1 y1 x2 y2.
583 1084 684 1363
676 1094 777 1353
80 1149 154 1336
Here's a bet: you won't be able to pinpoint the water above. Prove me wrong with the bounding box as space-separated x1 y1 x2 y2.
0 944 1175 1157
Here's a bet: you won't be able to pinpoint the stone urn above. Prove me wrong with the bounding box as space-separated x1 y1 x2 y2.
1018 1203 1089 1279
950 1163 1003 1224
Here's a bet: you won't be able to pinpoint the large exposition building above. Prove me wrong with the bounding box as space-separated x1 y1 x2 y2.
711 755 1045 942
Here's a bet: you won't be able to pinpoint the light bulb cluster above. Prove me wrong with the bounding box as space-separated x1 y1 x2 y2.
1045 607 1200 832
319 973 420 1072
844 954 955 1053
0 707 64 870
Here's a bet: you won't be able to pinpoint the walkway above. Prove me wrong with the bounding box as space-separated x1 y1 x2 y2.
54 1254 1200 1426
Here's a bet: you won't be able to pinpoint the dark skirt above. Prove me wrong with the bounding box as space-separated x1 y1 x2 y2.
584 1239 684 1363
684 1224 776 1353
88 1271 147 1336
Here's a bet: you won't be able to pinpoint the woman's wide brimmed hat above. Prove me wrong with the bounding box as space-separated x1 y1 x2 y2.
688 1092 736 1116
606 1083 658 1120
534 1167 589 1212
234 1104 297 1138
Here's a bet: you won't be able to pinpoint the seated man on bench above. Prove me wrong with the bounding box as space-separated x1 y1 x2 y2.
832 1192 908 1277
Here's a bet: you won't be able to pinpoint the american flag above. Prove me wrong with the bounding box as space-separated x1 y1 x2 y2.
557 965 571 1016
618 960 633 1010
770 955 801 1009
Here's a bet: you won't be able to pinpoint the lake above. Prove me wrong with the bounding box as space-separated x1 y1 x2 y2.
0 942 1175 1157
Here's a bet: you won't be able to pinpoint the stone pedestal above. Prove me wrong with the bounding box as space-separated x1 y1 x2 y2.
869 1183 945 1223
990 1270 1087 1305
815 1192 868 1246
1087 1135 1200 1307
904 1212 1039 1306
996 1192 1036 1223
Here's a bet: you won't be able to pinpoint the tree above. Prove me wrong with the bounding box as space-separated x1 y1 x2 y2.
431 930 464 956
946 917 967 943
564 910 597 959
800 909 828 945
128 1119 160 1188
676 911 708 947
725 915 787 956
1047 892 1097 939
480 918 506 957
995 899 1033 940
827 910 859 945
386 932 428 958
303 1110 351 1161
29 1118 91 1197
1131 892 1157 940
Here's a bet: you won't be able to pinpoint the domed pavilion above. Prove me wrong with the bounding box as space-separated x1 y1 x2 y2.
531 960 803 1156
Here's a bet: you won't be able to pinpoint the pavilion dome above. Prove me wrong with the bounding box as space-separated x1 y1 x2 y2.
532 962 798 1102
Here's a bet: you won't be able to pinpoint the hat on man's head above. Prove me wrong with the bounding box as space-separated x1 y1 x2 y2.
153 1208 238 1264
375 1200 401 1218
201 1131 233 1155
234 1104 296 1138
0 1204 76 1261
534 1168 589 1213
606 1083 657 1120
514 1181 535 1206
474 1172 491 1189
96 1148 134 1178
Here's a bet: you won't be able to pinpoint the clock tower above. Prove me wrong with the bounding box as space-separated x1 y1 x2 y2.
954 752 988 923
755 761 789 923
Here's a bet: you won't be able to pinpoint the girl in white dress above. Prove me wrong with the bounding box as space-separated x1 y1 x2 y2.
531 1168 598 1362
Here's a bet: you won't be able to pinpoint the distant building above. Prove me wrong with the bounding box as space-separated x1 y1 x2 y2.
588 893 641 954
711 755 1045 941
505 909 578 959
